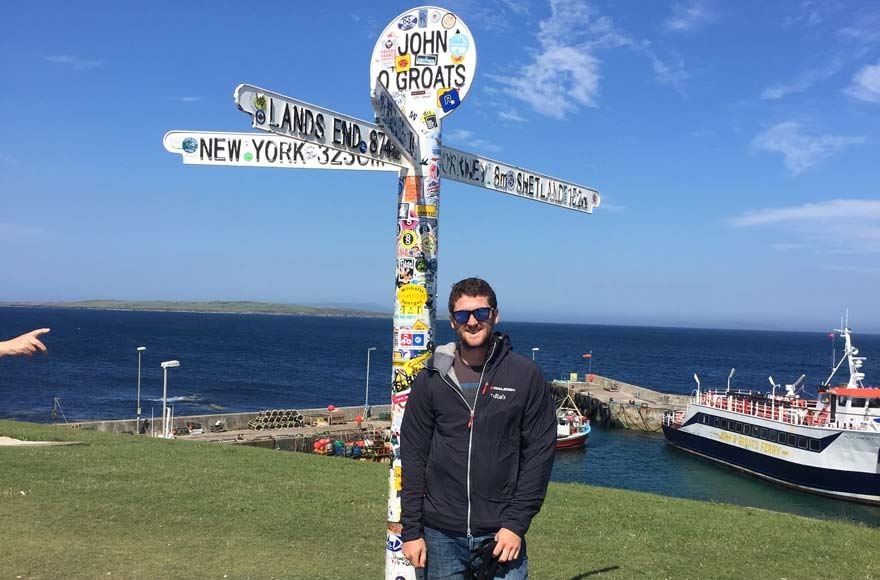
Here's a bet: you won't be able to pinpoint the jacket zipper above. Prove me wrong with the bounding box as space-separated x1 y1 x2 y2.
428 339 500 538
463 340 499 538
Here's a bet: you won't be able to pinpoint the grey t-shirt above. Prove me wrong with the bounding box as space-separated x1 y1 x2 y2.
453 349 484 408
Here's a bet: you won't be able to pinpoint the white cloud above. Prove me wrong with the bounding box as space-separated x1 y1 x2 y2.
178 96 202 103
837 10 880 45
782 1 825 29
444 129 502 153
43 55 104 70
663 1 715 32
760 59 843 100
497 108 526 123
729 199 880 227
491 0 632 120
750 122 865 175
647 49 689 93
728 199 880 255
770 242 806 252
498 0 529 15
845 61 880 104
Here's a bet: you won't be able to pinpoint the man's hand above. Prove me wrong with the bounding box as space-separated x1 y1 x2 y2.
493 527 521 563
402 538 427 568
0 328 50 358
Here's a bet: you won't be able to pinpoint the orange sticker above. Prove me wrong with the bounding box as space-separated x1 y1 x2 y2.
403 176 421 202
395 54 411 73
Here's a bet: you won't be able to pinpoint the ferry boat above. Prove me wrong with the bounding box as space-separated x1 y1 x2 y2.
556 387 591 450
662 323 880 504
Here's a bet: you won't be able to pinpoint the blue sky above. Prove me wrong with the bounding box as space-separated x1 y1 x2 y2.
2 1 878 332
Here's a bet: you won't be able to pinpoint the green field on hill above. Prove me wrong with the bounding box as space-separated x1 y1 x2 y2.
1 420 878 579
0 299 388 317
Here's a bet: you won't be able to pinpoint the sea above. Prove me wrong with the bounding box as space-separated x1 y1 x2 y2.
2 306 879 527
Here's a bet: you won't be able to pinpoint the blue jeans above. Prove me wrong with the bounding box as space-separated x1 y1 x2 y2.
420 526 528 580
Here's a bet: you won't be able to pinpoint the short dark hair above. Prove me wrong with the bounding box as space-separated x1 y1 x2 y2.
448 278 497 313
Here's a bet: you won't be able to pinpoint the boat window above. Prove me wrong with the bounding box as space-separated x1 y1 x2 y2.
751 425 760 437
777 432 787 444
714 417 720 426
868 398 880 409
809 439 820 451
734 422 743 434
838 397 849 406
788 434 797 446
760 428 768 439
797 436 808 449
721 419 729 430
851 398 867 408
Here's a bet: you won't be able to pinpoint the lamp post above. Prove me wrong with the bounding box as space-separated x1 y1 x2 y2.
365 346 377 418
531 347 540 361
136 346 146 433
160 360 180 438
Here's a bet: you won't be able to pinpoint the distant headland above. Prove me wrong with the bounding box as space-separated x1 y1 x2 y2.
0 300 390 318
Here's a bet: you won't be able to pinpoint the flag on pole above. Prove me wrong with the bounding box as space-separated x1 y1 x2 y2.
582 353 592 358
828 333 835 339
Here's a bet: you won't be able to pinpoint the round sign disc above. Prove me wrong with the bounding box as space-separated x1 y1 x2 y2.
370 6 477 121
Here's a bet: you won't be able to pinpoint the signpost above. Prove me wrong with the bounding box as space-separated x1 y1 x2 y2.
163 6 601 579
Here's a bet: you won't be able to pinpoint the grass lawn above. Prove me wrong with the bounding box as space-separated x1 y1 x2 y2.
1 420 878 579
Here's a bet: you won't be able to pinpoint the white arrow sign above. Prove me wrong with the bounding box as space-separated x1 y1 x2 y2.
163 131 397 172
235 84 407 167
373 82 420 164
439 146 600 214
232 85 600 213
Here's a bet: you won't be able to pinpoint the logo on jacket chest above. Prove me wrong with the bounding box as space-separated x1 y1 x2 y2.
481 383 516 401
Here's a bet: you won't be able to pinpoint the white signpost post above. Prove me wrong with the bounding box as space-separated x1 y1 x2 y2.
163 6 601 579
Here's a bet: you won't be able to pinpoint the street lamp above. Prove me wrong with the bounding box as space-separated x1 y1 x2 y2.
531 347 540 361
160 360 180 438
365 347 377 418
136 346 146 433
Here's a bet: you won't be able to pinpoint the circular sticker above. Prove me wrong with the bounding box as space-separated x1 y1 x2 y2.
182 138 197 154
400 230 417 248
371 6 477 120
397 284 428 309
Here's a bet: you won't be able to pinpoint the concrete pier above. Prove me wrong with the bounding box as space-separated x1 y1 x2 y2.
552 375 689 432
65 404 392 436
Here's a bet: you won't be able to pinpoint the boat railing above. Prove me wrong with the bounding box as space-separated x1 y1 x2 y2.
693 390 878 430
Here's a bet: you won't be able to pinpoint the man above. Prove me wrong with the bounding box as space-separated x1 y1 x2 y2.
0 328 50 358
401 278 556 579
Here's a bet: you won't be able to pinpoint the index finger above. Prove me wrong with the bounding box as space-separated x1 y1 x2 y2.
28 328 51 338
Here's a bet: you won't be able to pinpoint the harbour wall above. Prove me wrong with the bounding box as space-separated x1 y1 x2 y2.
66 404 392 435
552 375 689 432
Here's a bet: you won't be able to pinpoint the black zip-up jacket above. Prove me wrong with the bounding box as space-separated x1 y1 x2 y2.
400 333 556 542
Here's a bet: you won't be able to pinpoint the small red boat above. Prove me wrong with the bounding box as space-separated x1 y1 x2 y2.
556 389 590 450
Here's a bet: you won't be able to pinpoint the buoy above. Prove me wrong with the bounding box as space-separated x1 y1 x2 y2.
588 374 595 383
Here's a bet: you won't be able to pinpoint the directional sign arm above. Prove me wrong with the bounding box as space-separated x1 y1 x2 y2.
438 146 601 214
234 83 408 168
372 82 420 165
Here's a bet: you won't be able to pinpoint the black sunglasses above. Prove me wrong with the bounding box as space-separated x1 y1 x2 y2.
451 307 494 325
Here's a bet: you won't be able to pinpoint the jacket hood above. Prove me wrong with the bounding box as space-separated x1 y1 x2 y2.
429 332 513 376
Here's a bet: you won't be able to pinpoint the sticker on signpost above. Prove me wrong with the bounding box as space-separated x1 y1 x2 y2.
370 6 477 121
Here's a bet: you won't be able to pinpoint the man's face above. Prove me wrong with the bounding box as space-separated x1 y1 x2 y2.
450 294 499 350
